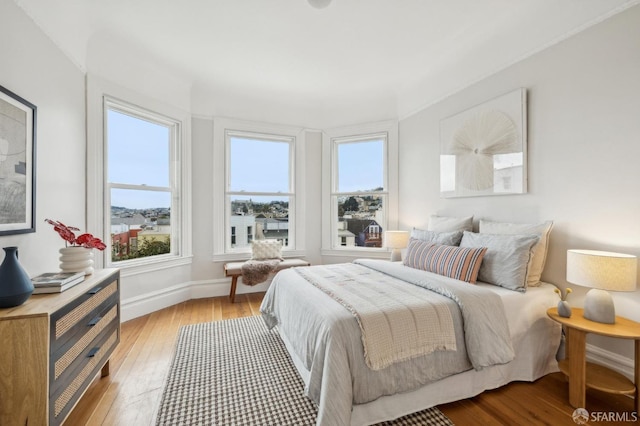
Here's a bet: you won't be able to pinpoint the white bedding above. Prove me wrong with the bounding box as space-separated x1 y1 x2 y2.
261 261 562 426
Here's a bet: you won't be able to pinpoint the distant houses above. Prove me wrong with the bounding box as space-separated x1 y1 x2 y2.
339 218 383 248
229 214 382 249
111 213 170 260
229 214 289 248
110 195 383 257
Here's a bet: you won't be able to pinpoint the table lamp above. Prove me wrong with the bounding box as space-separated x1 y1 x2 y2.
385 231 409 262
566 249 637 324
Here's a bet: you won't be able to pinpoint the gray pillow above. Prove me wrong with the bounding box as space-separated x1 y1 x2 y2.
410 228 464 246
479 219 553 287
459 231 539 292
428 215 473 232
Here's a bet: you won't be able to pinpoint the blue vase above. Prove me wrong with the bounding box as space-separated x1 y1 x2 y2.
0 247 34 308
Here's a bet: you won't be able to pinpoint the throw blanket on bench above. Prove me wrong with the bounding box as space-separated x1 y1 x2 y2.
241 259 282 285
295 263 457 370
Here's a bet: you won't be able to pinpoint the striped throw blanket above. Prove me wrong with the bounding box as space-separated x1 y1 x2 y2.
295 263 456 370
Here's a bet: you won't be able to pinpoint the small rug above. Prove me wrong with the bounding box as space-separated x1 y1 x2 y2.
156 316 454 426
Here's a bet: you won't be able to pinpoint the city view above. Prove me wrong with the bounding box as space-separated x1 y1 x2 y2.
111 205 171 261
109 188 384 262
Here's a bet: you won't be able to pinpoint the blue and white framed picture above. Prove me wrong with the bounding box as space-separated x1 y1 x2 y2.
0 84 36 235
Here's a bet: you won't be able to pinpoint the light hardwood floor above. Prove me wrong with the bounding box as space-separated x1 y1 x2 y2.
68 293 635 426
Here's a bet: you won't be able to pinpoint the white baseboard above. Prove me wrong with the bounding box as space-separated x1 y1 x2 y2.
120 277 272 322
586 343 635 382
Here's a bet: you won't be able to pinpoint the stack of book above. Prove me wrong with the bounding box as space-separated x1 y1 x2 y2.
31 271 85 294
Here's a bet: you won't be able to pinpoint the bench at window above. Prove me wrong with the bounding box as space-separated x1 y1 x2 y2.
224 258 310 303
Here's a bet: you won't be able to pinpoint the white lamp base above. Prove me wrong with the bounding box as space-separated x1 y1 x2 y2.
583 288 615 324
390 249 402 262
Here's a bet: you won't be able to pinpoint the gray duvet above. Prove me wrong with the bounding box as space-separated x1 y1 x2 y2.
260 259 515 426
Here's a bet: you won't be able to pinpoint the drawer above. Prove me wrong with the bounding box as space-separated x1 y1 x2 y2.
50 301 119 391
49 322 119 425
50 279 119 355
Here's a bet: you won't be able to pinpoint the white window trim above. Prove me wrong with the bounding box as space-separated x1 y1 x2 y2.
224 130 296 254
87 74 192 276
321 120 398 258
212 118 306 262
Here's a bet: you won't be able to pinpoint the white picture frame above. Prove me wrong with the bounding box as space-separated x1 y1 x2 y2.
440 88 527 198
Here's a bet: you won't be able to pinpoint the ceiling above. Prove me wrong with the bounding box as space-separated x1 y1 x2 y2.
13 0 639 127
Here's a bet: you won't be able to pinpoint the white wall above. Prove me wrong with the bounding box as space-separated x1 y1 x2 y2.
398 5 640 360
0 0 86 276
5 0 639 367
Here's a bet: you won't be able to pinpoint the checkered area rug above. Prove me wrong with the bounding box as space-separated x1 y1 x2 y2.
156 316 454 425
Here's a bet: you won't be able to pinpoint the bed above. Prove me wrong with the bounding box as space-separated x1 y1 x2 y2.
260 222 561 425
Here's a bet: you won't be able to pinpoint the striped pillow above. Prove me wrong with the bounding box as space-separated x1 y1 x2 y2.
403 239 487 283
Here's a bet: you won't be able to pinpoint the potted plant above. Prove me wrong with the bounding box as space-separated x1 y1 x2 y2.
45 219 106 275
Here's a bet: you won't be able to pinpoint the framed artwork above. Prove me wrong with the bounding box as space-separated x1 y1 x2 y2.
440 88 527 198
0 85 36 235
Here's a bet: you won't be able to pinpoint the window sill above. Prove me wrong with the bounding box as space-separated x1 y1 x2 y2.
111 255 193 278
212 249 307 263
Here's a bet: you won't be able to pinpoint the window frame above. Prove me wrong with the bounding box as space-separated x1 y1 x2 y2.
213 118 305 261
322 121 398 258
87 75 192 276
105 98 180 263
224 130 295 254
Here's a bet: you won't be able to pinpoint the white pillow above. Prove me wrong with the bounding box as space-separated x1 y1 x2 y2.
410 228 464 246
428 215 473 232
479 220 553 287
251 240 283 260
460 231 539 292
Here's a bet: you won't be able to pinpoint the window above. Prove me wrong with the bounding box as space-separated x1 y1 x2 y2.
322 121 398 256
225 131 295 253
332 136 386 249
212 118 304 261
105 99 182 264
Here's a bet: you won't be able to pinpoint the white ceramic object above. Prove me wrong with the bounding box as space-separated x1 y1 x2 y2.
557 300 572 318
59 247 94 275
583 288 615 324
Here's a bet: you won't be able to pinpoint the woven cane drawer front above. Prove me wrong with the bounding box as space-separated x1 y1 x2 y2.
50 279 119 355
50 326 119 425
52 303 119 384
47 270 120 426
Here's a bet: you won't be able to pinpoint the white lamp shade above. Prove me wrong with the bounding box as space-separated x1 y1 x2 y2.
566 249 637 291
385 231 409 249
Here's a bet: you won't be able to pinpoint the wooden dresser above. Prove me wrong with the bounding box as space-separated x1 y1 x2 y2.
0 268 120 426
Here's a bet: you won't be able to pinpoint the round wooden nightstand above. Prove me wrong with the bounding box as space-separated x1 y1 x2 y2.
547 307 640 413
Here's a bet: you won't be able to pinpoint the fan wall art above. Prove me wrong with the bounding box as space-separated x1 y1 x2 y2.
440 88 527 198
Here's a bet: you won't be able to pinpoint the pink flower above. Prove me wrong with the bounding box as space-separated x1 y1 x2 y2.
45 219 106 250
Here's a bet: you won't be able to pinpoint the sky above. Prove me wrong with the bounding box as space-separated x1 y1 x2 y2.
108 109 172 209
108 109 385 210
336 139 384 193
229 137 290 193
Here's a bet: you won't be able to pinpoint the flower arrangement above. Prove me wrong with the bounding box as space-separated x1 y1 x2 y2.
554 287 572 301
554 287 572 318
45 219 107 250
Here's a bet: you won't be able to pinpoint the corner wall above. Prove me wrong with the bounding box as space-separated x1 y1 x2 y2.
0 0 86 275
398 5 640 360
